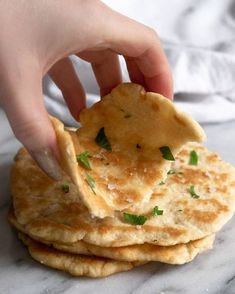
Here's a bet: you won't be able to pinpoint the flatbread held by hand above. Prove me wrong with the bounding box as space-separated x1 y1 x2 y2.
52 83 206 218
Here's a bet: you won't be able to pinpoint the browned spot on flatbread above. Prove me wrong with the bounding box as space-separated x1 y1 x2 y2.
188 210 219 223
111 189 142 206
150 191 168 201
136 160 162 185
170 168 209 185
106 175 129 186
12 157 54 194
210 171 229 187
104 151 129 166
230 180 235 187
216 186 228 194
184 199 229 224
177 149 189 158
206 153 219 163
120 225 184 237
151 102 159 112
174 199 189 206
218 173 228 181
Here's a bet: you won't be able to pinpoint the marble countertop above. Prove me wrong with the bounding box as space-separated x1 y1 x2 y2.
1 109 235 294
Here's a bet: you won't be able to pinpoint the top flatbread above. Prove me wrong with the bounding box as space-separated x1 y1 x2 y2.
11 142 235 247
52 83 205 218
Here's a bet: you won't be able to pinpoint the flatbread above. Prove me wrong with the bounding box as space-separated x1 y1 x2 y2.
52 83 205 217
9 212 214 265
11 142 235 247
48 234 214 265
17 232 144 278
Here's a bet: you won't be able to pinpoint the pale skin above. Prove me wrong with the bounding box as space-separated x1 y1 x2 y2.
0 0 173 179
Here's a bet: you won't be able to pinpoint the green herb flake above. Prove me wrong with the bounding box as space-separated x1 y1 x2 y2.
76 151 91 170
159 146 175 161
159 181 165 185
189 150 198 166
123 212 147 225
153 206 164 216
61 183 70 193
188 185 200 199
86 173 96 194
95 127 112 151
167 169 183 176
167 169 176 175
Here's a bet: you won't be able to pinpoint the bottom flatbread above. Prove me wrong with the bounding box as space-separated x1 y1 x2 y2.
18 232 145 278
9 211 214 265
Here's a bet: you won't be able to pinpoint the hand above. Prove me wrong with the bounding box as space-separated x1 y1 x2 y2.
0 0 173 179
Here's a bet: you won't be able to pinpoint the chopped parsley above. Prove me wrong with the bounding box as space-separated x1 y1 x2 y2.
86 173 96 194
188 185 200 199
76 151 91 170
159 146 175 161
95 127 112 151
189 150 198 166
167 169 184 176
159 181 165 185
123 212 147 225
167 169 176 175
61 183 69 193
153 206 164 216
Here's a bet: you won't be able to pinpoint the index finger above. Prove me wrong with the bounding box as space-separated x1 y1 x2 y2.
127 45 173 99
103 8 173 99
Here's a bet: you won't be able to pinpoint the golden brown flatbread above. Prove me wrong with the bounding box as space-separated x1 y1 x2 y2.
10 212 214 265
52 83 205 217
18 232 144 278
11 143 235 247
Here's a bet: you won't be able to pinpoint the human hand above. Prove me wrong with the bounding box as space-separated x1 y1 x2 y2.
0 0 173 179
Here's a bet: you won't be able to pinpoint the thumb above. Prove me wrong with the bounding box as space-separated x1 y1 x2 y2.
1 67 62 180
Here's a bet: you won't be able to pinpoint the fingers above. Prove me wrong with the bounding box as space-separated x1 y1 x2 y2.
46 2 172 99
125 48 173 98
101 6 173 99
124 58 144 86
130 47 173 99
78 50 122 97
49 58 86 120
1 67 62 180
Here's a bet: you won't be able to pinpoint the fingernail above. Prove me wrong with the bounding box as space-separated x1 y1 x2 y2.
31 148 63 181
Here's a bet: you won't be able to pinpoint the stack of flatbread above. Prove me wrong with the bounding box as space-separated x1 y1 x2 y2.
8 83 235 278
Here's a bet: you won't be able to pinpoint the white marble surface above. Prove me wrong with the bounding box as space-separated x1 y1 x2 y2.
1 108 235 294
